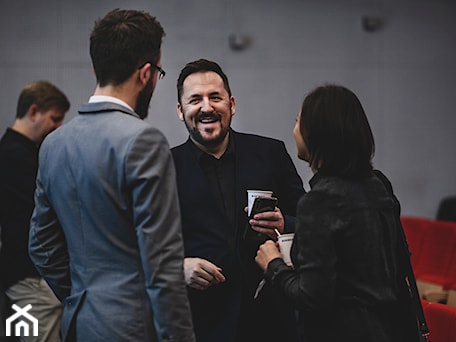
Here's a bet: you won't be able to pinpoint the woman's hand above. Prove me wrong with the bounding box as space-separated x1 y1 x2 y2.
255 240 282 271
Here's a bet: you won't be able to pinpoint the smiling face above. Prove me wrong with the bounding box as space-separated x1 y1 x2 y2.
177 71 236 156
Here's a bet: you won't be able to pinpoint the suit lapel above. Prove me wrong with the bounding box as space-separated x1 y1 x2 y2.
233 132 255 238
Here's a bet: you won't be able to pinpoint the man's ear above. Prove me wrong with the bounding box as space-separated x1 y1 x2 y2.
230 96 236 116
27 104 40 122
138 62 152 87
177 103 184 122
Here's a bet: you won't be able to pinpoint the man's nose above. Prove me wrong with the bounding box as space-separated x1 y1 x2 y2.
200 98 213 113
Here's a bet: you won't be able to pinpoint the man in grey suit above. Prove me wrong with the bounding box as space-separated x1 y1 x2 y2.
28 9 195 342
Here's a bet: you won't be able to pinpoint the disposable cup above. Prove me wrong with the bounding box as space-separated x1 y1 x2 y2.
278 233 294 267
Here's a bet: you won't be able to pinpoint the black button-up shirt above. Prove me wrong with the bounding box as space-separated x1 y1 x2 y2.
190 134 236 227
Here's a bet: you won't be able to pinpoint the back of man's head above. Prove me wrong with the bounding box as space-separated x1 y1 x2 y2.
90 9 165 87
16 81 70 119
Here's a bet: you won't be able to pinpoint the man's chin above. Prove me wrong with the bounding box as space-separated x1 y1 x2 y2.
191 131 225 148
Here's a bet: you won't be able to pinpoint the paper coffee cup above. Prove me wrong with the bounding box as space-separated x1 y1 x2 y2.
247 190 273 216
278 233 294 267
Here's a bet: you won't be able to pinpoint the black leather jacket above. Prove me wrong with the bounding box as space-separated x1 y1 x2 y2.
265 171 410 342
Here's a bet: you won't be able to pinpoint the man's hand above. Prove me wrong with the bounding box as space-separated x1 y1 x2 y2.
246 206 285 239
184 257 226 290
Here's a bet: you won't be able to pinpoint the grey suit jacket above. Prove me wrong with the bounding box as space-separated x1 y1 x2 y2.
29 102 195 342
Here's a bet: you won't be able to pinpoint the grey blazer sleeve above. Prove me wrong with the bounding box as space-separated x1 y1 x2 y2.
29 174 71 301
126 127 195 341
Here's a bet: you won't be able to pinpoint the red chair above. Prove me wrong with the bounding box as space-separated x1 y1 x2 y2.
400 216 431 273
447 285 456 308
417 220 456 288
423 303 456 342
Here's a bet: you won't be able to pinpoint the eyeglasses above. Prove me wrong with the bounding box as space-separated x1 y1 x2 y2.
138 62 166 80
153 65 166 80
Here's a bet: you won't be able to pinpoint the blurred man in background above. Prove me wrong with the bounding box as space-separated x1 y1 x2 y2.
0 80 69 341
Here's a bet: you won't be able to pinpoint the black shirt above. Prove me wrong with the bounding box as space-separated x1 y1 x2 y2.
0 128 40 289
190 134 236 227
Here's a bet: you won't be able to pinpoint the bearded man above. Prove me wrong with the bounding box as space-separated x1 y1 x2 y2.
171 59 305 342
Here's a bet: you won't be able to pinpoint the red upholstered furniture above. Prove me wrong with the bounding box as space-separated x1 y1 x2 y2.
423 302 456 342
448 287 456 308
415 220 456 288
400 216 432 273
400 217 456 303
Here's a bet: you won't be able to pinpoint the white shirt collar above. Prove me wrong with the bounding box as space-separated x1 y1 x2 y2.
89 95 134 112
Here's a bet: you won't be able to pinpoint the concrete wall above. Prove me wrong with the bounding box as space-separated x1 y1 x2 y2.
1 0 455 218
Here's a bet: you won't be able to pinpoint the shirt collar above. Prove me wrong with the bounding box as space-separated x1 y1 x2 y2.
89 95 134 112
190 130 235 161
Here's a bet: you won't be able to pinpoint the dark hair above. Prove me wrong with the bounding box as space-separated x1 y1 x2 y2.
16 81 70 118
177 59 232 105
90 9 165 87
299 84 375 178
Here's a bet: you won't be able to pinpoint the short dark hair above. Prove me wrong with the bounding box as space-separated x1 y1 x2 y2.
299 84 375 178
16 81 70 119
90 9 165 87
177 59 232 105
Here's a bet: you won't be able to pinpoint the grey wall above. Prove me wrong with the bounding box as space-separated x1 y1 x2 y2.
1 0 455 218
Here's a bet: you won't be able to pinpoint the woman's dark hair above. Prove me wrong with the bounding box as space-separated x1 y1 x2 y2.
90 9 165 87
177 59 232 105
299 84 375 178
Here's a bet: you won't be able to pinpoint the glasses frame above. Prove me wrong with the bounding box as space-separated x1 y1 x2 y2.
138 62 166 80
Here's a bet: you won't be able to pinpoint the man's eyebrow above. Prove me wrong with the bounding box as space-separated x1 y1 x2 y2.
185 90 223 101
51 116 64 122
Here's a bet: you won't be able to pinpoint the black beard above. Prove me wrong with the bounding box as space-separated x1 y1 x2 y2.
187 125 228 148
184 112 228 148
135 79 153 119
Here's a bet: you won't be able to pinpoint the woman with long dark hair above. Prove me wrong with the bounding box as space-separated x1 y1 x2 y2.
256 84 419 342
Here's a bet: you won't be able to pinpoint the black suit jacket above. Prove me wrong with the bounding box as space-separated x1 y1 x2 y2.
172 130 304 342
